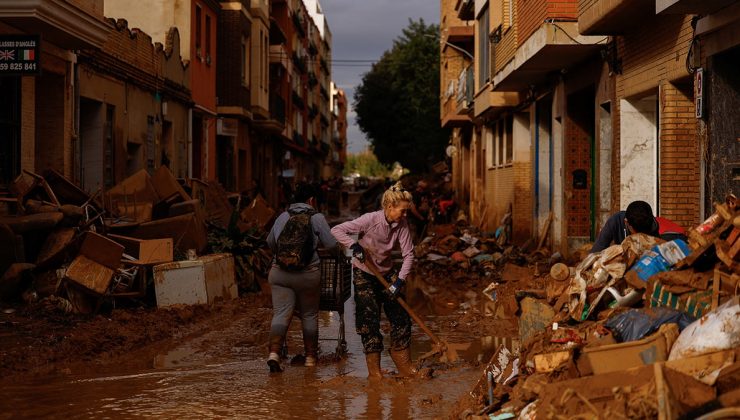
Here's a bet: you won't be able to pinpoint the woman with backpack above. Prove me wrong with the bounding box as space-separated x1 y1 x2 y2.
265 182 338 372
330 181 417 379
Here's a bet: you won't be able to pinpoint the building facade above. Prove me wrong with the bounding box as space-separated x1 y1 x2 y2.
105 0 220 182
443 0 734 255
0 0 110 187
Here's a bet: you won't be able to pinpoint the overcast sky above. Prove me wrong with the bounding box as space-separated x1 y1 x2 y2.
320 0 439 154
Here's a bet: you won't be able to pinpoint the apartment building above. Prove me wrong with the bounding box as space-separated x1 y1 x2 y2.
105 0 220 182
77 20 191 191
216 0 278 196
269 0 333 185
655 0 740 212
330 83 348 180
0 0 109 187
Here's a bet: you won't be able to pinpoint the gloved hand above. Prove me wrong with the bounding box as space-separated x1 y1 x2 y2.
386 277 405 300
350 242 365 262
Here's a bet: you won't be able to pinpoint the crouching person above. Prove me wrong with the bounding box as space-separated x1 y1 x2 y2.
331 181 418 379
266 182 338 372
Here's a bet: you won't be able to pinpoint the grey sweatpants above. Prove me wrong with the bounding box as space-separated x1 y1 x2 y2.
268 264 321 352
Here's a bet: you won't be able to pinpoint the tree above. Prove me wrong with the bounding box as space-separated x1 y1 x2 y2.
354 19 449 173
344 150 391 178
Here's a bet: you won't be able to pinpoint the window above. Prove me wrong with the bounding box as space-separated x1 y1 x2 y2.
205 14 211 63
241 35 250 86
477 6 490 90
195 5 202 58
485 126 494 168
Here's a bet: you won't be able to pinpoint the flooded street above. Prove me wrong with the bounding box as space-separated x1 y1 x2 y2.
1 290 485 419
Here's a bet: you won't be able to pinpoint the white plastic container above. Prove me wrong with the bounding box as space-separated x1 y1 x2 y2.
153 253 237 307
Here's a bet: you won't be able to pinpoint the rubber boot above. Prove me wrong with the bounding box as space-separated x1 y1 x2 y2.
390 348 418 378
365 352 383 379
267 335 284 373
304 336 318 367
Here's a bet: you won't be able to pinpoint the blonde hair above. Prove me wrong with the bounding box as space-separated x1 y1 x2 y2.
381 181 413 209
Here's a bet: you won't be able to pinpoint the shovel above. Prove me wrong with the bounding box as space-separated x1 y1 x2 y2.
361 255 465 364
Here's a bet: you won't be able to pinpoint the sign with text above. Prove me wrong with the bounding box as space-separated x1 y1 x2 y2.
0 35 40 75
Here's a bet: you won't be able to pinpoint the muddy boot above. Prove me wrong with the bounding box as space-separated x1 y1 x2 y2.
365 352 383 379
390 348 418 378
304 337 318 367
267 335 283 373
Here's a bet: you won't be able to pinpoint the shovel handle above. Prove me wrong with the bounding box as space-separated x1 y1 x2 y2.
362 256 444 347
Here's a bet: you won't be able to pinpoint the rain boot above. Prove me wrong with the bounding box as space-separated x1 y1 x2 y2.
390 348 418 378
304 336 318 367
365 352 383 379
267 335 283 373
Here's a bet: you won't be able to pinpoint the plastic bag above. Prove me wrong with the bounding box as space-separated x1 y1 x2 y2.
668 297 740 361
604 307 695 342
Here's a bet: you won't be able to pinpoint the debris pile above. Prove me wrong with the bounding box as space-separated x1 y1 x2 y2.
0 167 273 314
457 195 740 419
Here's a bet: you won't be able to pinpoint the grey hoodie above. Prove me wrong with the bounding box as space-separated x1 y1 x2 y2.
267 203 338 267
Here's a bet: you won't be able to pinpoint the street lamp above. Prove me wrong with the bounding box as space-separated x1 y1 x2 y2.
424 33 473 60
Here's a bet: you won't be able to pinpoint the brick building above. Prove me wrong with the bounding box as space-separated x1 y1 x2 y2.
442 0 739 255
0 0 109 187
105 0 220 183
77 20 191 191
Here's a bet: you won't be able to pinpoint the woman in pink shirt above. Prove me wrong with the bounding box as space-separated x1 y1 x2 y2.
331 181 416 379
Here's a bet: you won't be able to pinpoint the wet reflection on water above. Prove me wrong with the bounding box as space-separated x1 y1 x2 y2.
1 293 483 419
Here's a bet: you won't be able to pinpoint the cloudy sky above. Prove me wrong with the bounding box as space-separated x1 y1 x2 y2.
320 0 439 154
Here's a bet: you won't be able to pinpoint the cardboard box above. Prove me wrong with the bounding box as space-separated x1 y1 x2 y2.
133 212 207 253
66 254 116 295
536 363 715 419
108 234 173 264
65 232 124 295
580 323 679 375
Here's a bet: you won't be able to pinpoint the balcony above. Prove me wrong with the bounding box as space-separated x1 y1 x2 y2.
656 0 736 14
492 22 604 91
292 51 307 74
578 0 656 35
457 66 474 113
269 93 286 125
270 44 289 69
269 17 287 45
455 0 475 20
445 25 474 46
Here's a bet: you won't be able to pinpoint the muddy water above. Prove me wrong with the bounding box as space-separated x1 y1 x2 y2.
1 294 487 419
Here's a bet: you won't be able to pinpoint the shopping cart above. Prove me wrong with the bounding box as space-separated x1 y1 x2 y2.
318 249 352 357
279 249 352 359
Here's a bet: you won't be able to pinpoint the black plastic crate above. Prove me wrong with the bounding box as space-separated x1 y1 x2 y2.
319 249 352 312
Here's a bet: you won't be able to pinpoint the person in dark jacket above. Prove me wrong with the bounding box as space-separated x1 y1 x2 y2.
590 200 686 253
265 183 338 372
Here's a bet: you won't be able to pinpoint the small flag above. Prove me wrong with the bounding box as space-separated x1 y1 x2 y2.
0 50 15 61
22 49 34 61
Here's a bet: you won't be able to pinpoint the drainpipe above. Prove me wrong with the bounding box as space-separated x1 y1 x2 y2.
534 105 540 225
188 109 193 179
73 55 81 184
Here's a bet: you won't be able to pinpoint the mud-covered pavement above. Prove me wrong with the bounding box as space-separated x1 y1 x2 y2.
0 275 497 419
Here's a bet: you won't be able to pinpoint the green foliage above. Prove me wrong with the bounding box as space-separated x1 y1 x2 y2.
344 150 391 178
354 19 450 173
